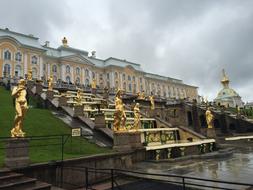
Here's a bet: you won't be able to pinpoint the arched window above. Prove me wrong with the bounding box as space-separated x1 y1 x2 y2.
3 64 11 77
15 65 22 77
115 72 118 79
15 52 22 62
115 81 119 88
4 50 11 60
92 72 95 79
128 75 131 81
85 69 89 77
76 67 80 75
66 65 70 73
123 82 126 90
52 65 57 73
31 56 38 64
85 79 90 86
140 85 143 91
140 77 142 83
76 77 80 84
133 76 135 82
133 84 136 93
32 68 37 79
66 76 71 84
128 83 132 91
122 74 126 80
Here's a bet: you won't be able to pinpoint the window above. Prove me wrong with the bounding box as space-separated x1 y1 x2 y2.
52 65 57 73
133 84 136 93
128 83 132 91
66 76 71 84
76 67 80 75
3 64 11 77
99 74 103 80
107 73 110 80
115 81 119 88
15 65 22 77
66 65 70 73
85 69 89 77
92 72 95 79
31 56 38 64
53 76 57 82
43 64 46 71
76 77 80 84
15 52 22 62
140 85 143 91
133 76 135 82
128 75 131 81
115 72 118 79
123 74 126 80
4 50 11 60
85 79 90 86
123 82 126 90
140 77 142 83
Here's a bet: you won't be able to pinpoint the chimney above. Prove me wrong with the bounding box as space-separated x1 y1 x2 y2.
44 41 50 47
91 51 96 58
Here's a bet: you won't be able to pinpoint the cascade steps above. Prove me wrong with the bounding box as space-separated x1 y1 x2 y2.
0 169 51 190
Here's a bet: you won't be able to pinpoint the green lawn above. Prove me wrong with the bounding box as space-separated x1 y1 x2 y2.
0 86 111 166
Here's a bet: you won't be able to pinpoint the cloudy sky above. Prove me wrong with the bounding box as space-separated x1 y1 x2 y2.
1 0 253 101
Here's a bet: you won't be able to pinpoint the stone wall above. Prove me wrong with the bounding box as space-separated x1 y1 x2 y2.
16 150 146 189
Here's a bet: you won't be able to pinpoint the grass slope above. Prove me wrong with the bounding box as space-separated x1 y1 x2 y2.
0 86 111 166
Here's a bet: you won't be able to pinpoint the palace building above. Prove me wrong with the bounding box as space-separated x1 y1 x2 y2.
0 27 198 100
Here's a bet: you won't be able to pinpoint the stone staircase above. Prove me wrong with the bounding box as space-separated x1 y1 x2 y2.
0 168 51 190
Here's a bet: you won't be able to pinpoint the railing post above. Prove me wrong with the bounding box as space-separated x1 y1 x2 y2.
85 167 89 190
111 169 114 190
182 177 185 190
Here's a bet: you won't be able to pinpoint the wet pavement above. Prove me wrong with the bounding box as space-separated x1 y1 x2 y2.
132 146 253 189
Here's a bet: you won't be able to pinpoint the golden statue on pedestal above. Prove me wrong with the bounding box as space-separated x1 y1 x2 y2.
149 94 155 110
133 103 141 130
48 76 53 91
91 79 97 89
27 69 32 81
113 89 126 131
75 88 82 105
11 79 28 137
137 91 145 100
205 107 214 129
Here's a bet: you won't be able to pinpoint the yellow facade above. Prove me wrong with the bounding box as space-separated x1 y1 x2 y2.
0 28 198 100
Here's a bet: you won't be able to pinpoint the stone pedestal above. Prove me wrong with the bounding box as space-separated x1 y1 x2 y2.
46 90 55 100
73 105 84 117
206 128 216 138
27 80 35 90
94 113 106 128
113 131 143 152
35 83 43 95
5 138 30 169
58 96 68 107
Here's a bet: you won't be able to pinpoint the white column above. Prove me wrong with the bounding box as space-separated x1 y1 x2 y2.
24 53 28 75
39 57 43 79
82 68 85 84
111 72 115 87
61 64 65 81
71 66 74 83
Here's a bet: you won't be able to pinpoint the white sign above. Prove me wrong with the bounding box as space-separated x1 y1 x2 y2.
72 128 81 137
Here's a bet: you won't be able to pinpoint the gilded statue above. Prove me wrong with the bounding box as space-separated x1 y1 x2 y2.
91 79 97 89
113 89 126 131
137 91 145 100
75 88 82 105
205 107 214 129
133 103 141 130
48 76 53 91
27 69 32 81
11 79 28 137
149 95 155 110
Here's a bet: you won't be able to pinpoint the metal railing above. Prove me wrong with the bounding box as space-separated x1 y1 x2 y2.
63 166 253 190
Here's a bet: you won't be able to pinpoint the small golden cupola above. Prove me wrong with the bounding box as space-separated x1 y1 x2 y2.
62 37 68 47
